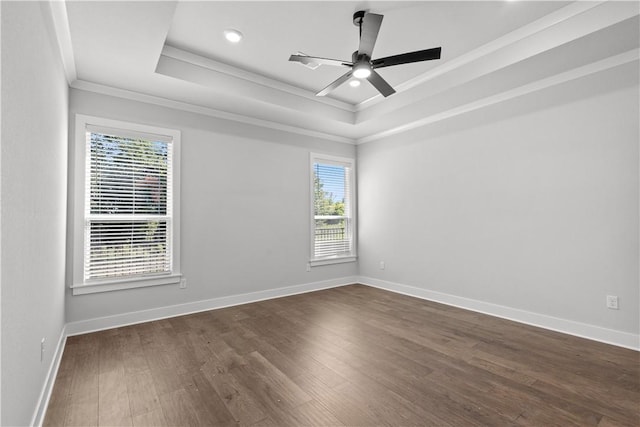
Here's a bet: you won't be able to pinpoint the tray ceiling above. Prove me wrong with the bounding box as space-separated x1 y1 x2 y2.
164 1 568 105
58 1 639 143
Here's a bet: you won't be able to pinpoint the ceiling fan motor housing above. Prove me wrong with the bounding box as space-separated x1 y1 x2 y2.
352 51 370 64
353 10 366 26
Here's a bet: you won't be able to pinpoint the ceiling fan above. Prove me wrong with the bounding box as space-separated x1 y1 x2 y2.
289 10 442 98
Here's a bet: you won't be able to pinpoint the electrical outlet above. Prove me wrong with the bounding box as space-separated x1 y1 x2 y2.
180 278 187 289
40 338 46 362
306 263 311 272
606 295 619 310
379 261 385 270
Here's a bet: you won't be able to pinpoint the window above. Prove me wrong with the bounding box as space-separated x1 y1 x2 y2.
72 115 181 294
310 153 356 265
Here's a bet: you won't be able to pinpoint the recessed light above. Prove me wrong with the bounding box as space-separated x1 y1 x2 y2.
224 29 243 43
349 80 361 88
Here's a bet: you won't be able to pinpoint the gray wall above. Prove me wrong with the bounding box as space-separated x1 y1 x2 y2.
66 89 357 323
1 2 69 425
358 62 639 335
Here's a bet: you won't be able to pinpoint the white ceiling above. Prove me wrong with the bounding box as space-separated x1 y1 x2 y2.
59 1 639 143
165 1 568 104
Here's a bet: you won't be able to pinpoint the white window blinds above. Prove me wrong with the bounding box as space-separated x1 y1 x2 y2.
311 156 356 261
84 127 173 281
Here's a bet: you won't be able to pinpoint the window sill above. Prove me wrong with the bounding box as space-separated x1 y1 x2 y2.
72 274 182 295
309 256 357 267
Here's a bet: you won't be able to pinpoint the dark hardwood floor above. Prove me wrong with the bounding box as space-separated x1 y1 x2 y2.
44 284 639 426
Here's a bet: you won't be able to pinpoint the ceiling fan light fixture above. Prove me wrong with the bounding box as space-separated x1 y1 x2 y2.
352 63 371 79
223 29 243 43
289 10 442 97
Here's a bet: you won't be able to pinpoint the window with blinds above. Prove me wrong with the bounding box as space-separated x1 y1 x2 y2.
310 154 356 264
72 115 180 295
84 127 174 281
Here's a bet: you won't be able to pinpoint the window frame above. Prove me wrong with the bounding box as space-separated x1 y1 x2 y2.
72 114 181 295
309 153 357 266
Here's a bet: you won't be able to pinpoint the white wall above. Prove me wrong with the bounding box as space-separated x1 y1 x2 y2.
66 89 357 323
358 62 639 338
1 2 69 425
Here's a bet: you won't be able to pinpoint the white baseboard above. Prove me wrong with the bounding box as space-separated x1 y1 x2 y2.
65 276 358 336
359 276 640 351
31 325 67 427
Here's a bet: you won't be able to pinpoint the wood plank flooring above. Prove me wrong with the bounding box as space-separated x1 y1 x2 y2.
44 284 639 426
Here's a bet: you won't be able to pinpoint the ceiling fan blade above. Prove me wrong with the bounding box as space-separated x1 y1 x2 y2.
289 54 352 68
372 47 442 69
358 12 383 57
367 70 395 97
316 70 354 97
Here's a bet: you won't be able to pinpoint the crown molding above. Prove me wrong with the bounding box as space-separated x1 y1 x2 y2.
161 45 356 113
355 0 639 122
47 0 77 85
70 80 356 145
156 53 355 126
357 48 639 144
54 0 638 147
72 38 638 149
355 1 607 111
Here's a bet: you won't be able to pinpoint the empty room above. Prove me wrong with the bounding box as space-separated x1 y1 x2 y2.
1 1 639 426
